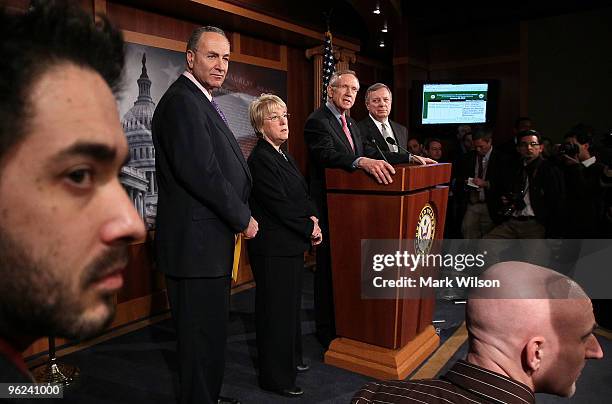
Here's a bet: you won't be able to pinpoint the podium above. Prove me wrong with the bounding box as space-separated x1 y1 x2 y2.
323 163 451 380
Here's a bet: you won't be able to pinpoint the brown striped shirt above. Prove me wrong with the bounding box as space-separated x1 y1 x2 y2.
351 360 536 404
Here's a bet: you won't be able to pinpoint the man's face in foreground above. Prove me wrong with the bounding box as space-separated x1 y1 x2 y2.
0 63 145 340
535 298 603 397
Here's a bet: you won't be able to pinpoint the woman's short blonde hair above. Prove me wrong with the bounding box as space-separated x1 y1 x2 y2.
248 93 287 138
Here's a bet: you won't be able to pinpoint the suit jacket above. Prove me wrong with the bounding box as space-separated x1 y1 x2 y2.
504 156 565 237
563 159 605 237
152 75 252 278
304 105 362 220
247 139 318 256
454 147 508 223
357 116 411 164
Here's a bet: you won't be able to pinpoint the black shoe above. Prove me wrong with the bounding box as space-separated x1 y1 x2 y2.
218 396 241 404
296 362 310 372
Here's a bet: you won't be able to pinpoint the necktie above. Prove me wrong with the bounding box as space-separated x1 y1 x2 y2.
278 149 288 161
339 114 355 152
381 123 397 152
477 155 484 178
210 98 229 127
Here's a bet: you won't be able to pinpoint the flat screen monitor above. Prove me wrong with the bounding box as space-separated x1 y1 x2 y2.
421 83 489 125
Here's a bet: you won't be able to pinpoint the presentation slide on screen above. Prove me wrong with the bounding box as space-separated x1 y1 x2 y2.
422 83 488 124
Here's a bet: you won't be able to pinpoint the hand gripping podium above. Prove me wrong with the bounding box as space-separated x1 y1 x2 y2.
323 163 451 380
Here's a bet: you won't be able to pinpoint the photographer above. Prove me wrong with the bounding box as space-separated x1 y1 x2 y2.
486 130 565 238
559 125 606 237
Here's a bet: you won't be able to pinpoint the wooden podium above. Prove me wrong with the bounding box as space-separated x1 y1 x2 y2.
323 163 451 380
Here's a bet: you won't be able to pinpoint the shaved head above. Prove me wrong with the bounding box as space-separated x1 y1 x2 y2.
466 262 603 397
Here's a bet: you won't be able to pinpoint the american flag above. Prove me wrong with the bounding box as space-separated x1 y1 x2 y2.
321 31 336 105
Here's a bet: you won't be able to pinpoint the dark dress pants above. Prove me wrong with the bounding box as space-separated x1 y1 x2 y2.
250 254 303 390
166 275 231 404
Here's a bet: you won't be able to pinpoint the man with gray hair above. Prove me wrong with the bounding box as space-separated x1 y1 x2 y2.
305 70 399 348
358 82 434 165
153 25 255 404
352 261 604 403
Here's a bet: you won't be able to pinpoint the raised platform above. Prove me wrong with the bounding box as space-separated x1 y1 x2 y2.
324 325 440 380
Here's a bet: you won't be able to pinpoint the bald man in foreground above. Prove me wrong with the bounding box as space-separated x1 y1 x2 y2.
352 262 604 403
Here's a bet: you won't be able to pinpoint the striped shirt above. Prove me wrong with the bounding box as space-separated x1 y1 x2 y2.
352 360 536 404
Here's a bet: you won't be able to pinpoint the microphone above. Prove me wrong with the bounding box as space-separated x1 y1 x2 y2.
367 136 390 164
386 136 411 155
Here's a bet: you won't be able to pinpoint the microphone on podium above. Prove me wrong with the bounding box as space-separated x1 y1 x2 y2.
385 136 411 156
366 136 390 165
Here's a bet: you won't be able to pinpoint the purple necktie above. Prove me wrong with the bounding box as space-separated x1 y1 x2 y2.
210 98 229 127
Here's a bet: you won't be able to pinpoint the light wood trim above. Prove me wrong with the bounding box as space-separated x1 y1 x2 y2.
231 50 287 71
429 54 520 71
190 0 360 52
230 53 285 71
27 312 171 369
93 0 107 15
595 326 612 340
123 30 187 52
410 322 468 379
24 291 169 359
122 30 287 71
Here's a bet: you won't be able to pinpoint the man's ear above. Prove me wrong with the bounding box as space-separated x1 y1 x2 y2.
523 336 546 373
186 50 195 70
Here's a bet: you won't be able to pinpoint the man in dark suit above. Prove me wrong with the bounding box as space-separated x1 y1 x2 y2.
486 130 565 239
455 127 507 238
358 83 434 165
152 26 257 404
304 70 400 348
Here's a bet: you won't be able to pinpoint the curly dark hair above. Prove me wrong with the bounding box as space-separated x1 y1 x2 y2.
0 0 125 163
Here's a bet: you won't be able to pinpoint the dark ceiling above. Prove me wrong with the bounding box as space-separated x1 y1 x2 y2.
110 0 612 60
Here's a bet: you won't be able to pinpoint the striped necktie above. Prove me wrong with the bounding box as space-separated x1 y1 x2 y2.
210 98 229 127
339 114 355 152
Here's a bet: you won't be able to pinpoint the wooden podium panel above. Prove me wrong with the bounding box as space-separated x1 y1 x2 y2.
324 163 450 379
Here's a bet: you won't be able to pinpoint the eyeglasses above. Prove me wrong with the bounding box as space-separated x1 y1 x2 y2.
332 84 359 93
264 113 290 122
518 142 540 148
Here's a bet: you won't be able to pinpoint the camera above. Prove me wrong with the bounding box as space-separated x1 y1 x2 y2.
499 192 527 217
557 142 579 158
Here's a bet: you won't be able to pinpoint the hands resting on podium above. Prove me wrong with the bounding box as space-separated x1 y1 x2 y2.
410 155 437 165
356 155 437 185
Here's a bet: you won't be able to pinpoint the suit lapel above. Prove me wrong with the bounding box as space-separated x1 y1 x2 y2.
204 99 252 182
389 120 407 151
322 107 355 155
261 140 309 193
348 116 363 156
180 76 252 182
366 118 389 153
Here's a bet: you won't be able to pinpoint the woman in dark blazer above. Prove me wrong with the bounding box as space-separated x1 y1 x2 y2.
247 94 322 398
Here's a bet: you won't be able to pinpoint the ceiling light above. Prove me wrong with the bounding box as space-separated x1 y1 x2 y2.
373 2 381 15
379 39 385 48
381 21 388 33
